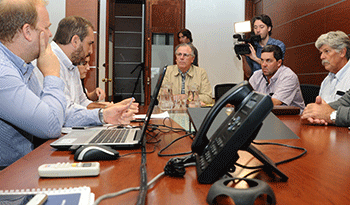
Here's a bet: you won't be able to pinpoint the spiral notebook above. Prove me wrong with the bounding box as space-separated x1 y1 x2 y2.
0 186 94 205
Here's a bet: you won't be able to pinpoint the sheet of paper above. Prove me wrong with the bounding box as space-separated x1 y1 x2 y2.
134 111 169 119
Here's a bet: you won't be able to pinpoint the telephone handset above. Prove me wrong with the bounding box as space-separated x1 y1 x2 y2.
191 81 252 155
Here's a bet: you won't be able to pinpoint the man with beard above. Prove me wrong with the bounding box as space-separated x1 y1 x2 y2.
48 16 138 127
249 45 305 111
244 14 286 78
315 31 350 103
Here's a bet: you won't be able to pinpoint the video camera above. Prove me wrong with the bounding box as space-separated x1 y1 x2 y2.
233 34 261 60
232 21 261 60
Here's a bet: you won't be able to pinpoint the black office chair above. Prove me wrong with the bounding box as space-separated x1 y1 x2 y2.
300 84 320 105
214 83 237 101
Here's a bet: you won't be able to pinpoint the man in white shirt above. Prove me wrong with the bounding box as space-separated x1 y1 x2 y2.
47 16 138 127
316 31 350 103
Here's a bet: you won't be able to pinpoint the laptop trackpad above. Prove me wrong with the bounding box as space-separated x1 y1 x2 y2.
62 129 101 144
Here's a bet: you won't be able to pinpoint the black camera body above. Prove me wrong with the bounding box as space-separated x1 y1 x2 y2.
233 34 261 60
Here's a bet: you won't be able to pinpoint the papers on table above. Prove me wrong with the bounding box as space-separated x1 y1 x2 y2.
134 111 169 119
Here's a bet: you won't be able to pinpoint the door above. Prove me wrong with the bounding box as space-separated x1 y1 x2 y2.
144 0 185 105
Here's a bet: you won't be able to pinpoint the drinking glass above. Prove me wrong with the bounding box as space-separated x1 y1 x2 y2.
187 83 201 108
158 83 174 110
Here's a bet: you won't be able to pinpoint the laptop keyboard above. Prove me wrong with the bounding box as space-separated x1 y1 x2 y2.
90 129 130 143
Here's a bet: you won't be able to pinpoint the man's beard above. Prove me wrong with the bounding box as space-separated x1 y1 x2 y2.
71 45 85 66
260 33 268 41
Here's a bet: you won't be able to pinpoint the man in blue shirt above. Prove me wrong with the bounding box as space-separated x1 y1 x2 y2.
244 14 286 78
0 0 67 168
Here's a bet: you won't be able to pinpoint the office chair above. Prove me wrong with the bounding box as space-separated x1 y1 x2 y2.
214 83 237 101
300 84 320 105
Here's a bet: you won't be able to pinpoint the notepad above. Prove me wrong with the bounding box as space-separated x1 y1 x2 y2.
0 186 94 205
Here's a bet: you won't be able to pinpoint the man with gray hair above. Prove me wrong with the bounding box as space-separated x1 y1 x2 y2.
302 31 350 126
316 30 350 103
162 43 213 105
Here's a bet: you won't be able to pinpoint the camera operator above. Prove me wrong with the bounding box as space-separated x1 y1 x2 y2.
244 14 286 78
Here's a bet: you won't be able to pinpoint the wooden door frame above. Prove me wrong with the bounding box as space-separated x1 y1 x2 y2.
144 1 152 106
105 0 112 102
144 0 185 106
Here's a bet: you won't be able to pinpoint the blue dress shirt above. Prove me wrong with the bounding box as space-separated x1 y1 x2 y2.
0 41 67 167
245 37 286 75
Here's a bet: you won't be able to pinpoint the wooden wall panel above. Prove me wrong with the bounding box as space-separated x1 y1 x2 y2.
151 4 180 33
325 0 350 33
284 44 325 74
272 11 325 48
263 0 278 8
249 0 350 86
66 0 98 29
254 1 264 15
265 0 340 27
66 0 99 93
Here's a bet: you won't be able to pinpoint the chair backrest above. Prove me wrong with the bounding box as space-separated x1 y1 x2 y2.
214 83 237 101
300 84 320 105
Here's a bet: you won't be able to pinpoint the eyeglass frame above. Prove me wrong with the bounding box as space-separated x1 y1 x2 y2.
175 52 194 58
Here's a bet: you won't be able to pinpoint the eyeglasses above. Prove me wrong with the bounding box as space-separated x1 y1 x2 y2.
175 53 193 58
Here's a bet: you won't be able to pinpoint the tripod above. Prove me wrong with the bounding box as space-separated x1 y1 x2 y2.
131 62 144 98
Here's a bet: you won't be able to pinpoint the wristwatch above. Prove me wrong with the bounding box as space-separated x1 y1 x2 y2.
98 108 106 124
330 110 337 123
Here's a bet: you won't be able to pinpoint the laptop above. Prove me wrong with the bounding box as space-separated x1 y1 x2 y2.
51 65 168 150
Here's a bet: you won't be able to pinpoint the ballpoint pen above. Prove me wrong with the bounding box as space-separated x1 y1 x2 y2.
127 97 135 109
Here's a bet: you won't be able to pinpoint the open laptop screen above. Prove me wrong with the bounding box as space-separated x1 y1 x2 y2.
139 65 167 138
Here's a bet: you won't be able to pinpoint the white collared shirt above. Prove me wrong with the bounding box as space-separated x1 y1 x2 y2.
319 60 350 103
34 42 101 127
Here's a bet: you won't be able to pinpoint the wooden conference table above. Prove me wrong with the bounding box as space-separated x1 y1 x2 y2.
1 106 350 204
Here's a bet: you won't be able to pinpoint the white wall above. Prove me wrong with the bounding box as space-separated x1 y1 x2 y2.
46 1 65 41
186 0 245 93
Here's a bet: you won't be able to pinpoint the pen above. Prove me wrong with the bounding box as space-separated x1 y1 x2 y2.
72 126 87 129
72 125 103 129
127 97 134 109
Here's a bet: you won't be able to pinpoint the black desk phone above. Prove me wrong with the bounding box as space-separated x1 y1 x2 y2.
191 81 288 184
